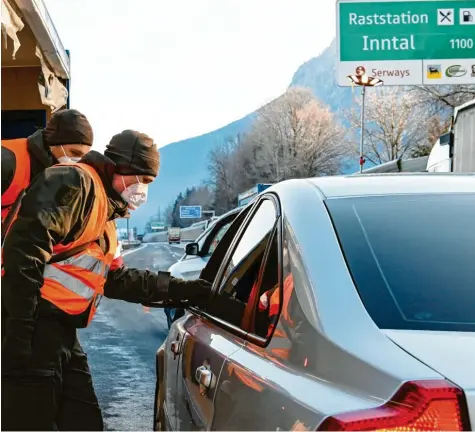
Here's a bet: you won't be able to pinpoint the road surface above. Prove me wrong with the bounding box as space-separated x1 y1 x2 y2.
79 242 185 431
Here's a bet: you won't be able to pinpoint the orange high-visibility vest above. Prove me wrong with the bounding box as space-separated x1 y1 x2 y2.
39 162 117 327
1 139 31 223
258 274 294 360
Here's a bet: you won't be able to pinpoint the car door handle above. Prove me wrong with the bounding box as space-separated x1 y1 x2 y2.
195 366 215 392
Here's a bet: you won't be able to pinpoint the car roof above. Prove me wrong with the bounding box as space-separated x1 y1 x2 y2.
303 173 475 199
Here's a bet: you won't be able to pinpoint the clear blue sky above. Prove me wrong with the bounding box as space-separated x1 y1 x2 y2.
45 0 336 151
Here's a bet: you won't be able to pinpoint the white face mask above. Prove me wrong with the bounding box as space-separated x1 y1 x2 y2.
58 146 81 164
121 176 148 210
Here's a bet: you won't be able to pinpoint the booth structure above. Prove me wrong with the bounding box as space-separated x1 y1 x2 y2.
1 0 70 139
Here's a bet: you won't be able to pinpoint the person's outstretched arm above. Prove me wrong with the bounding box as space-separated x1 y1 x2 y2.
104 257 212 308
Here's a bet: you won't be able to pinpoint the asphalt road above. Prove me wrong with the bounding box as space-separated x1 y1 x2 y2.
79 242 185 431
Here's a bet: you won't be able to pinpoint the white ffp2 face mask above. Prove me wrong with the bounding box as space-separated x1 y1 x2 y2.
121 176 148 210
58 146 81 164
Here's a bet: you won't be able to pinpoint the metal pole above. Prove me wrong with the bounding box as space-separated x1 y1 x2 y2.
359 85 366 173
127 217 130 241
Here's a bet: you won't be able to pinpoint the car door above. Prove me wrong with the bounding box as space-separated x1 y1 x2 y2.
211 214 323 431
164 205 252 429
174 198 280 430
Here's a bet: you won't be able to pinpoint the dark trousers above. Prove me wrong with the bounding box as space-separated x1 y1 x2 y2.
2 315 103 431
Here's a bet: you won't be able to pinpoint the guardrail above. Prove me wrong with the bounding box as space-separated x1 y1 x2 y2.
121 240 141 250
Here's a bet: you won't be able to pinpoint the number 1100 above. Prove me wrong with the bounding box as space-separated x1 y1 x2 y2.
450 38 474 49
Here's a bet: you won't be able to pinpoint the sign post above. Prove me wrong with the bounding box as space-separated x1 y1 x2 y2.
337 0 475 86
179 205 202 219
347 66 384 172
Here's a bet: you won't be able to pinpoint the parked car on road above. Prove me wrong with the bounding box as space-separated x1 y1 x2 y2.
155 173 475 431
164 207 241 328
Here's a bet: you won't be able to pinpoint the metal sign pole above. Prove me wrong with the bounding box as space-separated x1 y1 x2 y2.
360 85 366 173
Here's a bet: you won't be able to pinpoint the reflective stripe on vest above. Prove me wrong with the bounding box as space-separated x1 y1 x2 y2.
43 254 106 301
39 163 117 326
1 138 31 222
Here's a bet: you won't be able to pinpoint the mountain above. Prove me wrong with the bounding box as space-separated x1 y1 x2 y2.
289 39 354 115
126 39 355 232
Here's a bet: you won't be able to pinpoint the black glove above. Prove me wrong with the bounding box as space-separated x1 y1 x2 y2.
168 277 212 307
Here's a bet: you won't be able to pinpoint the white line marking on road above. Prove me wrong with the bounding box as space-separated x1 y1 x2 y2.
122 244 148 257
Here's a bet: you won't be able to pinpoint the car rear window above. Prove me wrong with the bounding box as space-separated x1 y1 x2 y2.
326 193 475 332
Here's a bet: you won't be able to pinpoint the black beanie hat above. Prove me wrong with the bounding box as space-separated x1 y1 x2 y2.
104 130 160 178
44 109 93 146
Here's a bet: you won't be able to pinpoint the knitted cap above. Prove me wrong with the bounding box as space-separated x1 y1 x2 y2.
104 130 159 177
44 109 93 146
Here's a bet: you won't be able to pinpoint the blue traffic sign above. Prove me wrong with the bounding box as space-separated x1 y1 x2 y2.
180 205 202 219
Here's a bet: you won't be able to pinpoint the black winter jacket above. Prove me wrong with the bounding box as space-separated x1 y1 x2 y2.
2 151 173 345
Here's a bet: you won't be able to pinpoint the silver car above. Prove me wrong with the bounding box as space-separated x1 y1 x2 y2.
155 174 475 431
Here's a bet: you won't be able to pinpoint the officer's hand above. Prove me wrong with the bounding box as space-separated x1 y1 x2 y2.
169 277 212 307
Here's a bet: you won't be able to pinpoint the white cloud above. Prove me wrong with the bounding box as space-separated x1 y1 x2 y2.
45 0 335 150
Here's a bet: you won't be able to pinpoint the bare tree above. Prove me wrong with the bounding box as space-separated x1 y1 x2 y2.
410 114 452 158
347 87 434 165
245 87 347 182
207 88 348 213
208 136 243 214
410 85 475 116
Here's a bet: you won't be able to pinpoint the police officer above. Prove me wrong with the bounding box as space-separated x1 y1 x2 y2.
1 130 211 431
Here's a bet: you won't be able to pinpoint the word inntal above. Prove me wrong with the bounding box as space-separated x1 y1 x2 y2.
363 35 416 51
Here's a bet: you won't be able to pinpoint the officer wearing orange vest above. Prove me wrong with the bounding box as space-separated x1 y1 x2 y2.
1 109 94 225
1 130 212 431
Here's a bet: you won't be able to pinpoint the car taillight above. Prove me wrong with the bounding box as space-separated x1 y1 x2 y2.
317 380 471 431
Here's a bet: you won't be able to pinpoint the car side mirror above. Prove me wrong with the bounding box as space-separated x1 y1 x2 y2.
185 242 199 256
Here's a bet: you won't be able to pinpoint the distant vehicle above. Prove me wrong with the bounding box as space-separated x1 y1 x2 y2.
164 207 241 328
167 227 181 244
155 174 475 431
427 98 475 172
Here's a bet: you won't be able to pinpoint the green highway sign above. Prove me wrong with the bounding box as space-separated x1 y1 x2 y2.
337 0 475 86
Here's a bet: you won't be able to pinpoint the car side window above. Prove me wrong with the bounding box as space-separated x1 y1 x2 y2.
207 200 277 329
208 222 232 255
249 231 280 338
